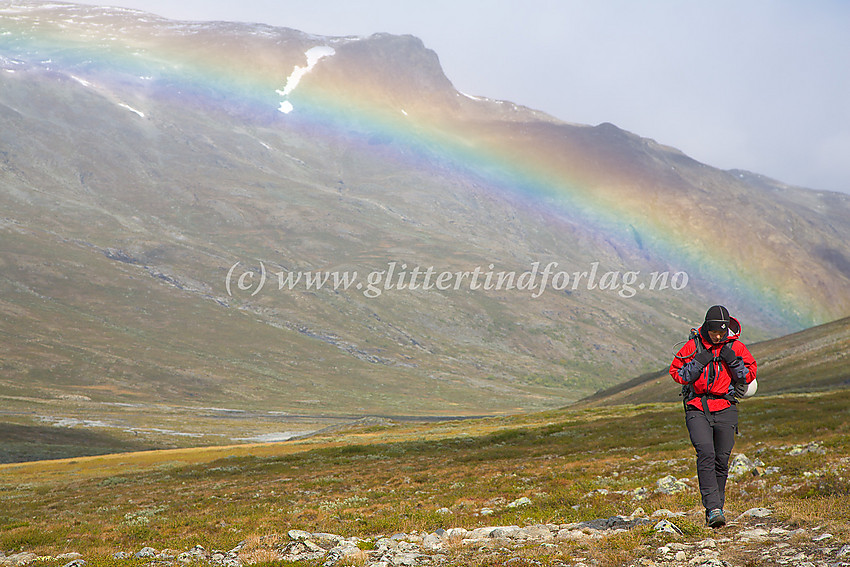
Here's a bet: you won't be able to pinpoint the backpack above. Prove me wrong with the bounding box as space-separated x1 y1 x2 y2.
673 328 739 414
673 328 701 410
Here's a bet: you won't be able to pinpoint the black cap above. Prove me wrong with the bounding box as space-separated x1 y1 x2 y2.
704 305 730 332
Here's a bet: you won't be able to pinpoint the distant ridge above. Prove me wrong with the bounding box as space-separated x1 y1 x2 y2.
572 316 850 408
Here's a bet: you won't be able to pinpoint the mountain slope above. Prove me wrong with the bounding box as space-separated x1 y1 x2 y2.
574 316 850 408
1 2 849 420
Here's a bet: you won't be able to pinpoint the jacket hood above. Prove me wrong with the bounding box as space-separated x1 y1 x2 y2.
699 316 742 345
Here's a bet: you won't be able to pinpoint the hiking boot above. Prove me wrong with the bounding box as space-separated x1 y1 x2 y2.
706 508 726 528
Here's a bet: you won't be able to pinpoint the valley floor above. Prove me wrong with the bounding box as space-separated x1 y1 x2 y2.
1 390 848 567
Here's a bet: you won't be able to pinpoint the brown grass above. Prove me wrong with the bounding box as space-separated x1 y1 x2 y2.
1 389 848 566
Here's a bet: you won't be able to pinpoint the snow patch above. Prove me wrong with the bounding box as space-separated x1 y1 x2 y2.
460 91 486 101
0 4 66 13
276 45 335 114
0 55 24 68
328 35 363 43
118 102 145 117
70 74 92 87
278 45 336 96
284 153 306 166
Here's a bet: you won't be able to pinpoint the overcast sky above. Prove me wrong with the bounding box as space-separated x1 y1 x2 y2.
71 0 850 194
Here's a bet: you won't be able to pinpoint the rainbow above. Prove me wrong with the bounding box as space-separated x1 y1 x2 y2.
290 91 820 330
0 7 833 329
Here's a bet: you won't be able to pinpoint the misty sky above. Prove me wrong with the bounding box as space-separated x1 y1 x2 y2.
71 0 850 194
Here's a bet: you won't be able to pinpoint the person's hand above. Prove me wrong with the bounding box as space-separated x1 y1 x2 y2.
734 381 748 398
719 345 738 365
693 350 713 367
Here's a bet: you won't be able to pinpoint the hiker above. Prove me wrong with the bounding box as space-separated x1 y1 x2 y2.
669 305 758 528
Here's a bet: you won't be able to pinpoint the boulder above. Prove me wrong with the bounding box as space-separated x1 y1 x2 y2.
787 442 825 456
311 533 345 547
515 524 554 540
656 475 689 494
420 533 442 550
488 526 521 539
739 527 769 540
653 519 683 536
322 544 362 567
728 454 765 477
134 548 157 559
579 515 652 531
506 497 531 508
287 529 313 541
736 507 772 519
0 553 38 567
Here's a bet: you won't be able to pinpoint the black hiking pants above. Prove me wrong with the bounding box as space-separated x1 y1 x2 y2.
685 405 737 512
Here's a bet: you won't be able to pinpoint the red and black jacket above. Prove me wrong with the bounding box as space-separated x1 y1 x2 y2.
669 317 758 412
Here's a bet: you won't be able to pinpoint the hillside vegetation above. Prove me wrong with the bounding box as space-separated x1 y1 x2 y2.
3 315 847 465
574 316 850 409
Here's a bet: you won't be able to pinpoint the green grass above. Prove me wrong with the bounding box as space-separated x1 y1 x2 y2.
1 389 848 566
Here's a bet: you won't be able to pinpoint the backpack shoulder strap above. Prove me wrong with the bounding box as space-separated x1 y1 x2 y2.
680 328 702 409
691 328 703 352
